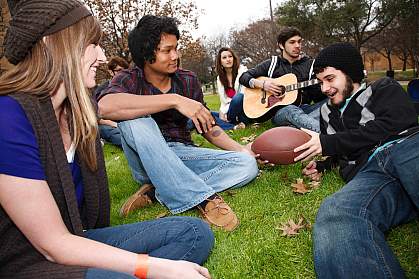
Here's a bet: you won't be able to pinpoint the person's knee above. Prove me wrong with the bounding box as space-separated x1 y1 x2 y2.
177 217 214 264
272 106 297 126
313 197 343 259
236 152 259 182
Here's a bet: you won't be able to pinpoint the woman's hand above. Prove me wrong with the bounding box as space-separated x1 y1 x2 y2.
148 257 211 279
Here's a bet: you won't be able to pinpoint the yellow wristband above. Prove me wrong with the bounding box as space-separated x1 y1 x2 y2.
134 254 149 279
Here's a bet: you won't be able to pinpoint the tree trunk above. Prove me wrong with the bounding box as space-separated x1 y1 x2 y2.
211 79 216 94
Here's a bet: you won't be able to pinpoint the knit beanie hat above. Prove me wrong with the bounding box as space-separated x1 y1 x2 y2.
313 42 365 83
4 0 91 65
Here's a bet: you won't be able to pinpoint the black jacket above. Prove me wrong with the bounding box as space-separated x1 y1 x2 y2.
239 56 325 105
317 77 418 182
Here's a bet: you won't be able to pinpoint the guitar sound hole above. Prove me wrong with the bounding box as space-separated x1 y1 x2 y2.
278 86 285 97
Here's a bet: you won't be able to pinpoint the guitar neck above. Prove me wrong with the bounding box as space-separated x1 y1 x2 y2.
285 79 319 92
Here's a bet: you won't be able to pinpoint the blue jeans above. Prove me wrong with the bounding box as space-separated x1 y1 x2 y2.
272 100 326 132
118 117 258 214
227 93 272 124
85 217 214 278
99 124 122 147
211 111 235 130
314 133 419 279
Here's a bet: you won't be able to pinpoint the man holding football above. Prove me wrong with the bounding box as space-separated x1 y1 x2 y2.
294 42 419 279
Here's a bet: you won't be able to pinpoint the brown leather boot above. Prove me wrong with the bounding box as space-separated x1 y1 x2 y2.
119 184 154 217
197 195 239 231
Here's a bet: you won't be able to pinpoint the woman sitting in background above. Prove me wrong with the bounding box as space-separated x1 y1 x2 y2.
0 1 213 278
215 47 247 128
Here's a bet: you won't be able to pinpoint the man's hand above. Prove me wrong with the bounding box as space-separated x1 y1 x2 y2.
175 96 215 134
262 79 285 99
244 142 275 166
302 160 321 181
294 128 322 162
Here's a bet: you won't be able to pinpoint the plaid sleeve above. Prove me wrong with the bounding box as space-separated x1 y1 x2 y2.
189 74 205 105
97 70 139 101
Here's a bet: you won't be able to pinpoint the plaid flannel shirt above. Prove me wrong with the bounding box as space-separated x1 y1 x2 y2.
99 66 204 144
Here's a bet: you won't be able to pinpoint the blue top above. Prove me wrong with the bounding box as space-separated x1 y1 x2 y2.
0 96 84 207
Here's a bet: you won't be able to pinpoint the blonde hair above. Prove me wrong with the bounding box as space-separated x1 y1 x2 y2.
0 16 102 171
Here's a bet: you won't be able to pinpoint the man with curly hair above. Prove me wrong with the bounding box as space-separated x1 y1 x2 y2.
98 15 259 231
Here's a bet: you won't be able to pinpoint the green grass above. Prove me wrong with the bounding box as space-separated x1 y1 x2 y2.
367 69 416 82
104 94 419 278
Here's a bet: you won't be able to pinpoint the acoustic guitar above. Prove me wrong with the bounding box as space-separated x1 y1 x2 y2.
243 73 319 118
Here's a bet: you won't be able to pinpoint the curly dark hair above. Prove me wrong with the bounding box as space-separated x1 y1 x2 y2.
128 15 180 68
276 26 302 47
107 56 129 72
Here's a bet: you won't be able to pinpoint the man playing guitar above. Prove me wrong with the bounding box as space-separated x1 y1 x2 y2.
239 26 326 132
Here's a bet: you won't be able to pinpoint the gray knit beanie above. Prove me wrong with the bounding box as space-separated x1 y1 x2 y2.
4 0 91 65
313 42 365 83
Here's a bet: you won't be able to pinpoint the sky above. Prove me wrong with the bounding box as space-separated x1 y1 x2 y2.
193 0 285 38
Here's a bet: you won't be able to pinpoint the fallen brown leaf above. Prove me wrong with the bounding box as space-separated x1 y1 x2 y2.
225 190 237 197
240 134 256 144
278 217 306 237
291 178 309 194
155 212 169 219
308 180 321 189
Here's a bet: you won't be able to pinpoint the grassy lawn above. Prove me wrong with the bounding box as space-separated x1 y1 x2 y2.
367 69 416 82
104 94 418 278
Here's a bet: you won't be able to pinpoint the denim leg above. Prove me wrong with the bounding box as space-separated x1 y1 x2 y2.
119 117 216 214
99 125 122 146
168 142 259 192
313 140 419 279
272 104 320 132
210 111 235 130
227 93 252 124
85 217 214 278
386 133 419 209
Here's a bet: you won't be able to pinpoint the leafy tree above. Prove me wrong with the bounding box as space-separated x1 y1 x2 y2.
180 39 212 84
275 0 402 50
83 0 199 61
230 19 279 68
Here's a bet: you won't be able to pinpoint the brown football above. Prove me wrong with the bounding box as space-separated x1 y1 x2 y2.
251 127 311 165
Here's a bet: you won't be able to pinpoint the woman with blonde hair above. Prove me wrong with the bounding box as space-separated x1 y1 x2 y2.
215 47 247 127
0 1 213 278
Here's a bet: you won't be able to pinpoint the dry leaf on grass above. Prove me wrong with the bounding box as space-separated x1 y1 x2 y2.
278 217 306 237
291 178 309 194
240 134 256 144
308 180 321 189
155 212 169 219
225 190 237 197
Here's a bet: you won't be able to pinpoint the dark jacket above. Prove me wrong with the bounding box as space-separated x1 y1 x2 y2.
0 93 110 278
239 56 325 105
317 77 418 182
